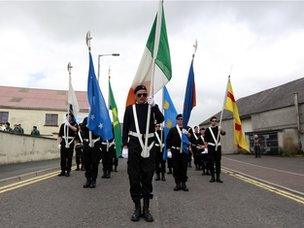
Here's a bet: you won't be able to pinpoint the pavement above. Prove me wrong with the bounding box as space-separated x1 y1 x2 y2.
0 155 303 227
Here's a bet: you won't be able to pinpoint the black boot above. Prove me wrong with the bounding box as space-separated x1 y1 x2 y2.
155 173 160 181
101 171 107 178
58 171 65 177
167 168 172 174
114 166 118 172
83 178 91 188
106 170 111 178
216 174 223 183
142 199 154 222
161 173 166 181
181 182 189 191
174 181 181 191
65 171 70 177
209 176 215 183
130 200 141 222
90 179 96 188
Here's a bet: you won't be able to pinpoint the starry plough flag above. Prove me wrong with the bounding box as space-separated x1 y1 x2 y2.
87 52 113 140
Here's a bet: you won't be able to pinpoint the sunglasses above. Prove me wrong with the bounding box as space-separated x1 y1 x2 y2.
177 118 183 120
136 93 148 98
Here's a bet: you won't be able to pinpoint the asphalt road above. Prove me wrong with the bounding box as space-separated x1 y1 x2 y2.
0 156 303 227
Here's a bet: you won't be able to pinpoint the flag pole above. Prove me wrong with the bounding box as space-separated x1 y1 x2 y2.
86 31 94 148
215 75 230 151
142 1 163 158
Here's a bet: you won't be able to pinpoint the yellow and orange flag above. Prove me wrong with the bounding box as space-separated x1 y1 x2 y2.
224 77 250 152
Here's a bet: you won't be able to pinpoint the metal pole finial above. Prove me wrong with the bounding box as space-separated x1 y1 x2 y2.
67 62 73 75
108 66 111 80
86 31 92 51
192 39 198 58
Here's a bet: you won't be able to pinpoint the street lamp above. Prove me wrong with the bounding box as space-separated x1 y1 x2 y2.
98 53 120 81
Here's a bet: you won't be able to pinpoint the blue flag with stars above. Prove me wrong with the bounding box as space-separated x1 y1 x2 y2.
87 53 113 140
163 86 178 160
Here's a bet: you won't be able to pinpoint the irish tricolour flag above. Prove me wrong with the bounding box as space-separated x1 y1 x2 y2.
126 1 172 106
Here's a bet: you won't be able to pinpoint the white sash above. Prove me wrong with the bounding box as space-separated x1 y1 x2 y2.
176 125 183 153
132 105 154 158
89 131 100 148
63 123 74 148
155 131 163 149
208 127 219 147
78 131 83 143
200 135 205 143
192 128 198 140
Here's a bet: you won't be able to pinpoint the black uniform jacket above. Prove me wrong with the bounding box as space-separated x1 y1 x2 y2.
204 126 225 145
122 103 164 146
166 126 182 150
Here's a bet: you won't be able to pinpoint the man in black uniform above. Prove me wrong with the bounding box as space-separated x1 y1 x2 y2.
123 85 164 222
74 125 84 171
57 113 78 177
101 138 115 178
189 126 201 170
80 117 102 188
197 127 210 175
204 116 226 183
166 114 190 192
153 123 166 181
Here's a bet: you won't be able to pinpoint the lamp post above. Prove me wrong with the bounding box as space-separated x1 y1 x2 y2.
97 53 120 81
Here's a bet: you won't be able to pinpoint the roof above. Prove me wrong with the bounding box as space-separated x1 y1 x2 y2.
200 77 304 125
0 86 89 112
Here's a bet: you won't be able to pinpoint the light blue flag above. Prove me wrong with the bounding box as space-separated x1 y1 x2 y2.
163 86 178 160
87 53 113 140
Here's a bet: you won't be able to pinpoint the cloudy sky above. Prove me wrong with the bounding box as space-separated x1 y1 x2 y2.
1 0 304 126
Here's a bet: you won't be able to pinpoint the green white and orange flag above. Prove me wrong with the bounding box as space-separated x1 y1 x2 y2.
224 77 250 152
125 1 172 106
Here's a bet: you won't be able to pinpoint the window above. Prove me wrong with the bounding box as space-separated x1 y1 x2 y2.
0 112 9 124
45 114 58 126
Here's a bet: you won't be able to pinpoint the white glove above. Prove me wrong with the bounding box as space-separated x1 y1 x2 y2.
182 129 188 134
167 150 172 158
122 147 128 159
147 96 155 106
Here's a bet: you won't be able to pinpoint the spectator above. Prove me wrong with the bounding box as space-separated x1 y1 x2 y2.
31 126 40 137
3 122 13 132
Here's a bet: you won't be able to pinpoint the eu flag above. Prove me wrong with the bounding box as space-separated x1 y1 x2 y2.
163 86 177 160
182 59 196 128
87 53 113 140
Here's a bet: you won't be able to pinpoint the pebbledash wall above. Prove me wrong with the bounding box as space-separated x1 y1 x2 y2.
0 131 59 164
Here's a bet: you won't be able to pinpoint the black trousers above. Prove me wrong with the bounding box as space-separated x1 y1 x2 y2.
172 150 188 183
127 139 155 201
101 146 114 172
75 145 83 167
83 143 101 181
113 155 118 168
200 152 209 172
192 147 200 167
153 146 166 175
60 143 73 172
167 157 173 170
254 145 261 158
208 145 222 177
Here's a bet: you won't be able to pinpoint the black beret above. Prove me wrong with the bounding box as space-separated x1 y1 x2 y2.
134 85 147 94
176 114 183 119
